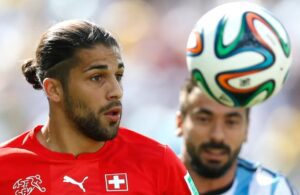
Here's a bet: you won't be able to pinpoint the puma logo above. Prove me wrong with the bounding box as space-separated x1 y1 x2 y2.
63 175 88 192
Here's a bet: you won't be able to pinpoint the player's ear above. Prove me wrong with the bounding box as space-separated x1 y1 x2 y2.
42 78 64 102
176 111 184 137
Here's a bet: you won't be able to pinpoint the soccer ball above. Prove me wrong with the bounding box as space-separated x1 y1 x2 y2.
186 2 292 107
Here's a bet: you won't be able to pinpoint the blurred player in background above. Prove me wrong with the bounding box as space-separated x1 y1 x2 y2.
0 20 198 195
176 78 297 194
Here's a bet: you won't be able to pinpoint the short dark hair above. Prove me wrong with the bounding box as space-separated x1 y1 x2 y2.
22 20 120 90
179 78 251 120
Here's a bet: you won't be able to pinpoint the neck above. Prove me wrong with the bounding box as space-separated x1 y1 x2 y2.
181 151 236 194
37 108 104 157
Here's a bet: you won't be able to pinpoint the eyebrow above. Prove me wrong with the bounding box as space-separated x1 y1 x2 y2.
118 63 124 69
194 108 213 115
194 108 243 118
84 63 124 72
225 112 243 119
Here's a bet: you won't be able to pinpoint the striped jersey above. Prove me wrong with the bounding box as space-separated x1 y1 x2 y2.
218 158 298 195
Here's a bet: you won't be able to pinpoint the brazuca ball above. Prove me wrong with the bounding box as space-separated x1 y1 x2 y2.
186 2 292 107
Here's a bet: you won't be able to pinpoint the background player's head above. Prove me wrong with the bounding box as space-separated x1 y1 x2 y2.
177 78 250 178
21 20 124 141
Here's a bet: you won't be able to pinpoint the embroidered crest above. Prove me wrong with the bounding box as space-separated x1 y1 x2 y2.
13 174 46 195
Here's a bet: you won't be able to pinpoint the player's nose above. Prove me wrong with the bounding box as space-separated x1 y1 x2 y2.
106 76 123 101
209 122 225 143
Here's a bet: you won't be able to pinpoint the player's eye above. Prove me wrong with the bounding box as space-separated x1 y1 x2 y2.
115 73 123 82
91 75 103 82
194 115 211 124
226 119 240 127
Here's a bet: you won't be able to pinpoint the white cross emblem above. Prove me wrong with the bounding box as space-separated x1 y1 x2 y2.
108 176 125 189
105 173 128 191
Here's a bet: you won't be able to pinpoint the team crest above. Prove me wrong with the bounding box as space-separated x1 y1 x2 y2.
105 173 128 192
13 174 46 195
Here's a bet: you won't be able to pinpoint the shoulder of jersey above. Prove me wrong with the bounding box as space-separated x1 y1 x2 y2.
238 158 289 183
0 136 38 168
118 127 166 147
237 158 297 193
0 129 31 149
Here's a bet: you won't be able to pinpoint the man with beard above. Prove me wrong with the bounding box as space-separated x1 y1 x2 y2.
176 78 297 194
0 20 198 195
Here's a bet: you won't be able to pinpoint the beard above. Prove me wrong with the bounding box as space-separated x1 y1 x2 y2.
187 141 241 179
64 93 121 141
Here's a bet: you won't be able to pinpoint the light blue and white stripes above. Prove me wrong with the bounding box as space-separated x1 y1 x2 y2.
221 158 297 195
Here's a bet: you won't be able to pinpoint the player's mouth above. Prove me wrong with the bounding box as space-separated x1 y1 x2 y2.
202 148 228 161
104 107 122 123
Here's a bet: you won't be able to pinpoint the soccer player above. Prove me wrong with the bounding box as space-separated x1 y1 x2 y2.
0 20 198 195
176 78 297 194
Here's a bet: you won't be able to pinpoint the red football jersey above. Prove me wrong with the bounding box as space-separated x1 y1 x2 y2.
0 125 198 195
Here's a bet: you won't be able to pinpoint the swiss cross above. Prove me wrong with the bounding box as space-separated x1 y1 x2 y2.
105 173 128 191
108 176 124 189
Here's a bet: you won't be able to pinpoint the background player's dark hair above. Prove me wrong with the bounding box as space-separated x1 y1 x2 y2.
179 78 251 121
21 20 119 90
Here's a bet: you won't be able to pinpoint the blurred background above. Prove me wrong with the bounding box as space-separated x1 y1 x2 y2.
0 0 299 189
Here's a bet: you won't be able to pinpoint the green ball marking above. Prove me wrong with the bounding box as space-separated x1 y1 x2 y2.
215 16 246 58
192 69 222 104
245 80 275 106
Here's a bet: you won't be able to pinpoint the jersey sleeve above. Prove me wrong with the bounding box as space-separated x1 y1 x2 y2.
158 145 199 195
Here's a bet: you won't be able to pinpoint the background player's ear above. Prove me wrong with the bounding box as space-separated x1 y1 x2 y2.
42 78 64 102
176 111 183 137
